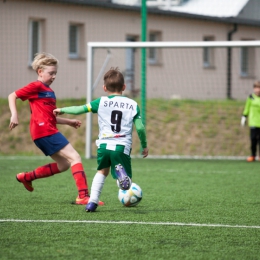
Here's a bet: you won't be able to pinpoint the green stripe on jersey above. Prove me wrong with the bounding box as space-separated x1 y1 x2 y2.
99 143 126 153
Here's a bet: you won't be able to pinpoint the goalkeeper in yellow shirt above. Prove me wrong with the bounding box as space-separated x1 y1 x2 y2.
241 81 260 162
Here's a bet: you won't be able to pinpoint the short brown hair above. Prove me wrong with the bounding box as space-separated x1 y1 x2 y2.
103 67 124 92
254 81 260 88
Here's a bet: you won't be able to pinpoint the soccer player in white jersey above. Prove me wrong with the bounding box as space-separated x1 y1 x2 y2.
53 67 148 212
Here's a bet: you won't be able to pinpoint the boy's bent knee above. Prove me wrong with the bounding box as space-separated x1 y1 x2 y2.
58 162 70 172
71 153 82 165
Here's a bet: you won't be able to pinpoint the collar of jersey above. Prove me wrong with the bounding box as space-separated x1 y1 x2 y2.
37 80 50 88
108 94 125 99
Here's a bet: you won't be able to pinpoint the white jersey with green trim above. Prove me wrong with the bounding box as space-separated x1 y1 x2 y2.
89 95 141 155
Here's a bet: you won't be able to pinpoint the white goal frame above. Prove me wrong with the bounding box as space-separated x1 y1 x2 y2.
86 40 260 159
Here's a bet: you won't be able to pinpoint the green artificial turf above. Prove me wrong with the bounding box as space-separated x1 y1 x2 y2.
0 157 260 259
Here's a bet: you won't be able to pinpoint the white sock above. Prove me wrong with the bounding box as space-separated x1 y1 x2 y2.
89 172 106 204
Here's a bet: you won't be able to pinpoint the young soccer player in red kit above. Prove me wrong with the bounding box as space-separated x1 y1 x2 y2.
8 52 104 206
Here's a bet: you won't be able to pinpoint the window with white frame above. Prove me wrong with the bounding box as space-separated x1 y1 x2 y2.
29 20 44 65
203 36 214 68
148 31 162 65
69 23 84 59
240 45 255 77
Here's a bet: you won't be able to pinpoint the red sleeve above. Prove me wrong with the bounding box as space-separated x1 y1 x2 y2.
15 82 40 101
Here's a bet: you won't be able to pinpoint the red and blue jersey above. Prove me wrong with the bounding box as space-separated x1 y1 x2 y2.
15 81 59 140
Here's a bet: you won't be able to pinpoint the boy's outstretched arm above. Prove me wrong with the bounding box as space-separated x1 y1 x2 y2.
134 117 149 158
8 92 19 130
56 117 81 129
53 105 88 116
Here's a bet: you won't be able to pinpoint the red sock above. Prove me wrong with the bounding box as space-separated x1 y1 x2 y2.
25 163 60 181
71 163 89 198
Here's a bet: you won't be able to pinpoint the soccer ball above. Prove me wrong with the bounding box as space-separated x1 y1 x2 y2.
118 182 143 207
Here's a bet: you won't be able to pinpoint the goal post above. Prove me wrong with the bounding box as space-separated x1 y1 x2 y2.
86 40 260 159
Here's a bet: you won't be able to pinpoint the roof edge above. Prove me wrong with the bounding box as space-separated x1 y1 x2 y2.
42 0 260 27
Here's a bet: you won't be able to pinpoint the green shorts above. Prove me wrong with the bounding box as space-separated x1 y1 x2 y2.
97 144 132 179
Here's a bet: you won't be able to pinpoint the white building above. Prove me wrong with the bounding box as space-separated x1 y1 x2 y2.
1 0 260 100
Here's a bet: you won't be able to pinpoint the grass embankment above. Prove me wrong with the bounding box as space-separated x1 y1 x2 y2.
0 98 249 157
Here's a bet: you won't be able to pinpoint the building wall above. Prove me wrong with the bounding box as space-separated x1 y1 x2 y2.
1 0 260 100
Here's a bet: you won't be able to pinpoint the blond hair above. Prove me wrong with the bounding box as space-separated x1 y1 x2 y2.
31 52 59 73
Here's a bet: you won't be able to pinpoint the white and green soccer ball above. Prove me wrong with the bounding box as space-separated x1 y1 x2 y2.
118 182 143 207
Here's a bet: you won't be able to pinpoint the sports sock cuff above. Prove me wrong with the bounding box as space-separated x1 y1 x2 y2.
95 172 106 182
71 163 84 172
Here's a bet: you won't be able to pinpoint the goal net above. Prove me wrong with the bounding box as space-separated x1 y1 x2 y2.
86 41 260 159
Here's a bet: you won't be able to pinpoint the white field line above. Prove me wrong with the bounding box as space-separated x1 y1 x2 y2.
0 155 247 160
132 155 248 160
0 219 259 229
